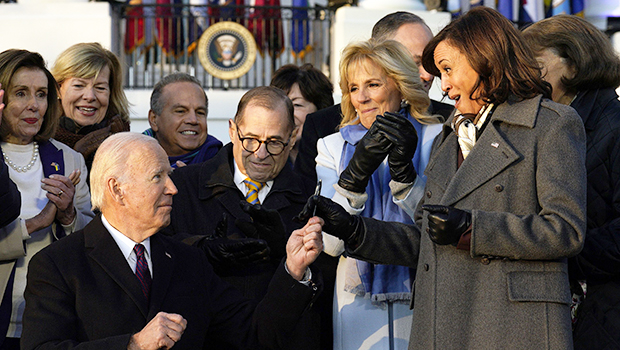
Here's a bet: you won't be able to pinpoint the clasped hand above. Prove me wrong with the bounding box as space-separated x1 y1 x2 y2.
27 169 81 233
338 112 419 194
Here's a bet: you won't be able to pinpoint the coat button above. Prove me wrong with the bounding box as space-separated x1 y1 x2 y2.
481 257 490 265
495 184 504 192
424 264 429 271
426 191 432 198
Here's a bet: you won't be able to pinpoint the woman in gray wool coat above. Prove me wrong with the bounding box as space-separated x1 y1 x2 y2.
296 7 587 350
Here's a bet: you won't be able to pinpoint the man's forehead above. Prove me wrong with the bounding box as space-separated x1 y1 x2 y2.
162 82 206 103
240 104 290 130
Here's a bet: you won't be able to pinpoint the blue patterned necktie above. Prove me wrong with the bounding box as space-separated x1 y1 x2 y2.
243 178 265 204
134 244 152 301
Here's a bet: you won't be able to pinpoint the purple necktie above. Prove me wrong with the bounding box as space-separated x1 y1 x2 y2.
134 244 152 301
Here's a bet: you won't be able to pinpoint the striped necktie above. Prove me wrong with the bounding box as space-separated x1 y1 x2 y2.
244 178 265 204
134 244 152 301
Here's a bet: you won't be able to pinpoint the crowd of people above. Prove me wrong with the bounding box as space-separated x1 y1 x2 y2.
0 7 617 350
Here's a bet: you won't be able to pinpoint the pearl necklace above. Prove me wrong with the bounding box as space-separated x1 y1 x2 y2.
4 142 39 173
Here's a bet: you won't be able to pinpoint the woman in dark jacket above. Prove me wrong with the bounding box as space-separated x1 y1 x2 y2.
523 15 620 349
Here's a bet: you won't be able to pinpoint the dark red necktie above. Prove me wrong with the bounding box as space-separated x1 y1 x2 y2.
134 244 152 301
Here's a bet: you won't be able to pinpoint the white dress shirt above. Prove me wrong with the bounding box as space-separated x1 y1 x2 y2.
102 215 153 277
233 161 273 204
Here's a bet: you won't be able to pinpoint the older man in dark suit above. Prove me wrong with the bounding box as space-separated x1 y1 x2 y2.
164 86 333 349
21 132 323 350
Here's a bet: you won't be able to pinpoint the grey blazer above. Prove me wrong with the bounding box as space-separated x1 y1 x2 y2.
349 95 587 350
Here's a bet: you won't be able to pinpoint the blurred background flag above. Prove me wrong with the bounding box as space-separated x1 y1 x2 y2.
208 0 245 23
188 0 208 54
247 0 284 57
291 0 311 59
571 0 584 16
156 0 184 57
551 0 571 15
446 0 463 17
497 0 519 21
520 0 544 23
125 0 144 54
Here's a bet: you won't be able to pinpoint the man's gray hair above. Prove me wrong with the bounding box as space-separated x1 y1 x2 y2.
90 132 161 210
150 72 208 115
371 11 430 41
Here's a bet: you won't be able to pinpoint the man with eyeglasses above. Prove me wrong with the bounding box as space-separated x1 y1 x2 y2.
162 86 321 349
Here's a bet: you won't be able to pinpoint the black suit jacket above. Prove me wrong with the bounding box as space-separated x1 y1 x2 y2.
293 100 454 183
166 143 336 350
22 216 319 350
165 143 316 298
0 153 20 229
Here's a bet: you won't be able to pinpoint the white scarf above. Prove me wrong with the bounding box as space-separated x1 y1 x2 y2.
451 103 494 159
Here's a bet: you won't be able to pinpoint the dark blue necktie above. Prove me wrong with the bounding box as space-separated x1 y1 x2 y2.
134 244 152 301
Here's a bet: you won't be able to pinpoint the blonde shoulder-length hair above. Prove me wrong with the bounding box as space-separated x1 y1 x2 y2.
52 42 130 122
338 39 439 128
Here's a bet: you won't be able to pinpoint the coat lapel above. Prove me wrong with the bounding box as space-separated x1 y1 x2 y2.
435 96 540 206
39 140 64 177
86 216 150 317
424 126 459 196
441 124 520 206
148 234 175 318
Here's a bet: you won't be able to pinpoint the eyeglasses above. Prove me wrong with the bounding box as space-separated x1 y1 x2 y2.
235 127 289 156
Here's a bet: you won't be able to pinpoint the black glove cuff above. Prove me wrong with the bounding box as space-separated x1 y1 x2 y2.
338 173 368 194
389 162 417 184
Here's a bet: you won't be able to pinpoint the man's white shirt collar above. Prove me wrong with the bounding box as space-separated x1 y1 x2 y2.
233 160 273 203
102 214 152 275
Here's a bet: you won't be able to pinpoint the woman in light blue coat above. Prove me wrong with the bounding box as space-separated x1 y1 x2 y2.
316 39 443 350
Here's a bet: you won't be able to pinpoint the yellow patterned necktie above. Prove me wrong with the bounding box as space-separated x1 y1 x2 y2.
243 178 265 204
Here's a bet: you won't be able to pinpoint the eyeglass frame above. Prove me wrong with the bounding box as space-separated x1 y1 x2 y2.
234 124 293 156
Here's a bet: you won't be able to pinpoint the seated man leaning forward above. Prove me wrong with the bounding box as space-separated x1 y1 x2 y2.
144 72 222 168
21 132 324 350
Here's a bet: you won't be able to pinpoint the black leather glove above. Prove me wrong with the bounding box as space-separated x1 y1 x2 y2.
338 119 393 193
236 201 288 259
423 204 472 246
295 195 362 244
197 214 271 268
376 112 418 184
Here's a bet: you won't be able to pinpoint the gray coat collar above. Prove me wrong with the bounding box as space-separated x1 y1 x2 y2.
428 95 542 206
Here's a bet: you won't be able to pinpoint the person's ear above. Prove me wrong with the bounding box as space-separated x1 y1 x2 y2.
148 110 159 132
228 119 236 143
107 177 125 204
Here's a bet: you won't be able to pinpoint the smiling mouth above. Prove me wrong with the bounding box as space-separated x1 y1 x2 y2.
180 131 198 135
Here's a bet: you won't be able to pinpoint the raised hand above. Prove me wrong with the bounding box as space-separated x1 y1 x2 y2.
376 112 419 184
285 216 324 280
0 84 5 126
41 170 79 225
337 119 393 193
